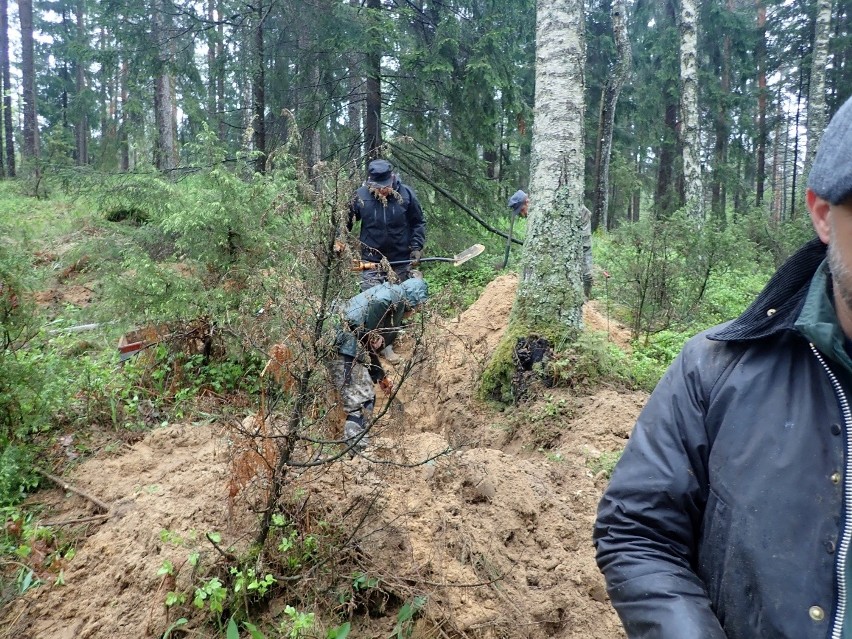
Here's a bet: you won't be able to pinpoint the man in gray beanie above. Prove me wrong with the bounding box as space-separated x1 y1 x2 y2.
594 94 852 638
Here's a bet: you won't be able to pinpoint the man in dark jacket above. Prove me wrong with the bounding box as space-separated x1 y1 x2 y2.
594 94 852 639
347 159 426 363
331 277 428 454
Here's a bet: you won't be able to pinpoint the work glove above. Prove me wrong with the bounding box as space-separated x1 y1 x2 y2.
379 377 393 395
333 239 346 255
409 249 422 267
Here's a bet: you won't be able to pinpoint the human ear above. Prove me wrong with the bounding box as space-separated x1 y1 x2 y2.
807 189 831 244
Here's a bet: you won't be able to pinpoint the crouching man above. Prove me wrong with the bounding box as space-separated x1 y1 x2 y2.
331 277 428 453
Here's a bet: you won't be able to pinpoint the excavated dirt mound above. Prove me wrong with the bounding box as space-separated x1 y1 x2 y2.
1 276 643 639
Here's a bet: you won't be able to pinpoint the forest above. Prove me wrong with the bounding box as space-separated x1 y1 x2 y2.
0 0 842 637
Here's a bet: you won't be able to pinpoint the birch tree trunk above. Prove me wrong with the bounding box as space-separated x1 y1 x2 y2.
19 0 39 165
591 0 630 232
806 0 833 171
679 0 702 217
512 0 585 335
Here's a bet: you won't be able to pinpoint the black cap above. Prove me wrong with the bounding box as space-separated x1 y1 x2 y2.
367 159 394 187
808 95 852 204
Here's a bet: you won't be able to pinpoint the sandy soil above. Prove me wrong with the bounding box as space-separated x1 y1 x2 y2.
1 274 643 639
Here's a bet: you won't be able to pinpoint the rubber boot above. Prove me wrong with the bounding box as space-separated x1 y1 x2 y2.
381 344 402 364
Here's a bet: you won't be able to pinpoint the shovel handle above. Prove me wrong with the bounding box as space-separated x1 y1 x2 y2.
352 258 452 271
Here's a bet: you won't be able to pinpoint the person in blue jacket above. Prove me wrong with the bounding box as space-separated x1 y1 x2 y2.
331 277 428 454
594 94 852 638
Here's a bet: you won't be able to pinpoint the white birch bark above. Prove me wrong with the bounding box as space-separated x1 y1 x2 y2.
512 0 585 334
680 0 702 217
806 0 833 171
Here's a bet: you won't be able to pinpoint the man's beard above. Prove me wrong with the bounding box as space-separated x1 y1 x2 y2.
828 232 852 314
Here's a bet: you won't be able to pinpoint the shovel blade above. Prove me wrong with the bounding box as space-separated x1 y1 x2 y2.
452 243 485 266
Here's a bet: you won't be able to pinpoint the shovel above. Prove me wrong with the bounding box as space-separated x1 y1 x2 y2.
501 211 518 269
352 243 485 271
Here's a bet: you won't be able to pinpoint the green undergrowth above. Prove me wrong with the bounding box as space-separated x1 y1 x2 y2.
149 495 427 638
426 259 496 316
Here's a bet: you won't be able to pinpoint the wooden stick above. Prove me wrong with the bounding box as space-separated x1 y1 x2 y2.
35 469 111 513
40 514 111 527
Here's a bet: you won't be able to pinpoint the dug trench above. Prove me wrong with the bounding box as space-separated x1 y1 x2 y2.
1 274 645 639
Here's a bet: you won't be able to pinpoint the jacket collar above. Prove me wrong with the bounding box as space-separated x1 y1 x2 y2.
708 237 826 342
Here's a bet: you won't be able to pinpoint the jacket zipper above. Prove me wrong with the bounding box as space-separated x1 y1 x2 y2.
810 343 852 639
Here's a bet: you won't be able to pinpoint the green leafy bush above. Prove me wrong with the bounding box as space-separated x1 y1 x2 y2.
0 446 39 507
426 260 496 315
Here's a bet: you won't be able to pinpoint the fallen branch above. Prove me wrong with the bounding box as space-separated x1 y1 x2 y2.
35 469 111 513
47 322 104 335
40 514 111 527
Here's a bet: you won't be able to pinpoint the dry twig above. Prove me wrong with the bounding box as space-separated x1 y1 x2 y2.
35 468 111 513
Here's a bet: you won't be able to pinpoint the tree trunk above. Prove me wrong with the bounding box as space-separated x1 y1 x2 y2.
790 62 804 220
655 1 680 218
153 0 177 172
679 0 702 217
591 0 631 232
253 0 266 174
771 90 783 222
19 0 39 164
119 59 129 171
756 0 767 206
806 0 833 171
364 0 382 159
217 0 225 140
62 6 70 132
99 24 109 152
781 90 790 219
75 0 88 166
0 0 14 176
512 0 586 335
711 0 733 220
655 100 678 218
298 24 321 178
207 0 217 132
